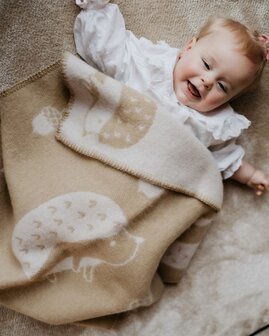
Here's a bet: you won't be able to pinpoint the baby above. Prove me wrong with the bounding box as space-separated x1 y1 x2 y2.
74 0 269 195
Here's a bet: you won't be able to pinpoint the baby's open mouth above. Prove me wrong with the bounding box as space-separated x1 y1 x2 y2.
187 81 201 98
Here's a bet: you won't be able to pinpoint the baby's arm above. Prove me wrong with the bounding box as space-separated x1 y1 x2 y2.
74 1 132 81
231 160 269 196
209 136 269 196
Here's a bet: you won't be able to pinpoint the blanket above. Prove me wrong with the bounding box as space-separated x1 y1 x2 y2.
1 1 269 335
0 52 222 326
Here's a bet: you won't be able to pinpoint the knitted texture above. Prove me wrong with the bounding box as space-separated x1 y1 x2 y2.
0 0 269 335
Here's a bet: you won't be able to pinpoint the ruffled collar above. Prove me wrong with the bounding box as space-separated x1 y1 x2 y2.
177 102 251 141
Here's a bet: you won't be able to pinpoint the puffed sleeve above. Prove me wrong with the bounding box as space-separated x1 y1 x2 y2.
74 3 141 82
209 140 245 179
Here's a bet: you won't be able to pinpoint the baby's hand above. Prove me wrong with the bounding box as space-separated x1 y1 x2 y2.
246 169 269 196
75 0 110 10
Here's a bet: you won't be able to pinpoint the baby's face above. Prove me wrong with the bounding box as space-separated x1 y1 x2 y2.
173 30 258 112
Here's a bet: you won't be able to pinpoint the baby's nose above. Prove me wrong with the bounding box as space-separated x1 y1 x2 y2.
201 76 213 89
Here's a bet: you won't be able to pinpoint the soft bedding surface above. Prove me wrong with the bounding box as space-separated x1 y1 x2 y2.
1 1 269 335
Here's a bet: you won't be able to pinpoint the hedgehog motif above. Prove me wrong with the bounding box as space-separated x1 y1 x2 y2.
82 73 157 148
98 86 157 148
12 192 127 279
45 228 144 283
32 106 62 136
162 241 200 270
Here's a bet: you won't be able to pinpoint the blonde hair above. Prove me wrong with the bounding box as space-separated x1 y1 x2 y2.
197 17 268 91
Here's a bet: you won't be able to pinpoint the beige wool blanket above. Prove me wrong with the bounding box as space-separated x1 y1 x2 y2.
0 52 222 326
1 1 269 335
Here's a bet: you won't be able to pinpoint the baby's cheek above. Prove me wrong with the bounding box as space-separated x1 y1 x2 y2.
174 57 192 81
206 92 229 110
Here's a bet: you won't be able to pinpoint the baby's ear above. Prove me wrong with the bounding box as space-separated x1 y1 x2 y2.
183 37 197 52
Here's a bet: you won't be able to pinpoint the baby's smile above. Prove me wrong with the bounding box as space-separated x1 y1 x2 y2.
187 80 201 98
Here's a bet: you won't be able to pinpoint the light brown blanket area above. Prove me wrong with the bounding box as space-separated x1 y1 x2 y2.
0 58 221 326
1 0 269 335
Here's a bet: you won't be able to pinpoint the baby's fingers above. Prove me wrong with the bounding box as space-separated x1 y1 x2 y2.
255 184 265 196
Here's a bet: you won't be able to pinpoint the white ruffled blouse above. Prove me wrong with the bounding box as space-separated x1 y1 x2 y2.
74 2 251 179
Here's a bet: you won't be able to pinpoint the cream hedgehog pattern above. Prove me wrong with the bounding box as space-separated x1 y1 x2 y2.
46 228 144 283
160 214 214 276
32 106 62 136
0 52 224 327
56 54 223 209
11 191 137 279
157 213 218 285
82 72 156 147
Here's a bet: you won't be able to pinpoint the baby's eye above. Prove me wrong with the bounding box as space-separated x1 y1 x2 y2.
218 82 227 93
202 59 210 70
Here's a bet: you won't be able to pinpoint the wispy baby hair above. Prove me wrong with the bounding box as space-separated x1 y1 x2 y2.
197 17 268 84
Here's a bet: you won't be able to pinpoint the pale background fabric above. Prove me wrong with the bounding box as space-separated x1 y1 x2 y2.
0 0 269 335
